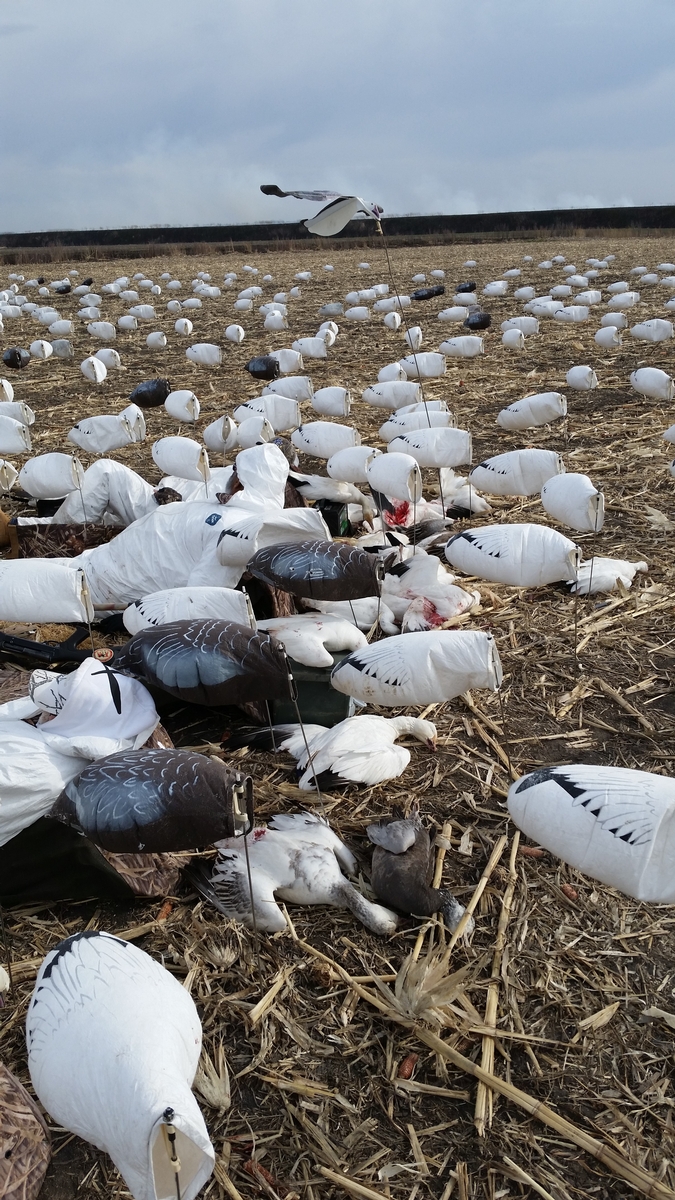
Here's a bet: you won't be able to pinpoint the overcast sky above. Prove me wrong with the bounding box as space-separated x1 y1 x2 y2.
2 0 675 233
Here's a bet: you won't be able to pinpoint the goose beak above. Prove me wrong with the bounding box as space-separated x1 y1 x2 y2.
426 738 438 752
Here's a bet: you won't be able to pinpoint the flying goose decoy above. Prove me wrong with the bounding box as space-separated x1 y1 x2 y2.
27 931 214 1200
189 811 398 934
368 808 471 932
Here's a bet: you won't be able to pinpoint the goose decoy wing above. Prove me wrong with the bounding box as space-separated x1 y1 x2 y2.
512 765 661 846
113 619 290 707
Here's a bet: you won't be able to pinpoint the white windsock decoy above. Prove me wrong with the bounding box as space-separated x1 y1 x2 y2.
317 327 336 347
330 630 502 706
78 307 101 320
95 348 122 369
566 365 598 390
438 306 469 323
152 437 210 484
388 427 472 469
174 318 193 336
541 473 604 532
264 311 287 331
412 273 426 283
48 319 74 335
367 452 422 503
470 448 563 496
554 306 590 323
0 458 18 492
68 413 135 454
630 319 673 343
452 292 477 306
123 585 253 634
378 362 407 383
291 421 359 459
224 324 245 343
120 403 147 442
404 326 423 352
594 323 622 348
312 386 350 417
27 931 214 1200
502 328 525 349
87 321 116 340
165 390 200 422
18 453 85 499
362 381 421 409
186 343 221 366
0 415 31 454
118 315 139 331
292 337 328 359
496 392 567 430
483 280 508 297
607 291 640 310
167 280 181 290
167 300 182 314
318 320 339 336
379 409 454 442
383 311 402 330
399 351 446 379
526 300 564 318
0 378 14 402
237 415 274 448
80 356 107 384
600 312 627 328
373 295 411 312
507 765 675 903
264 376 314 401
572 290 602 305
269 348 304 373
234 395 300 433
630 367 675 400
550 285 573 298
146 331 167 349
0 399 34 425
446 523 579 587
438 336 484 358
514 286 536 300
345 306 370 321
203 415 238 452
29 339 54 359
607 281 629 293
182 298 202 311
327 445 381 483
128 305 156 321
663 424 675 444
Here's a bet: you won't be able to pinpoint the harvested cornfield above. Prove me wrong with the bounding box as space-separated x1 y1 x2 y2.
1 235 674 1200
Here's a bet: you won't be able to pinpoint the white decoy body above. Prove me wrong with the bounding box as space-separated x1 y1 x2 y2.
200 812 398 933
256 612 366 667
275 713 437 788
331 630 502 706
26 932 214 1200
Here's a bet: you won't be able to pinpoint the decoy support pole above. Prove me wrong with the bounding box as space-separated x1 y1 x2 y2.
285 657 326 814
0 904 13 997
162 1108 183 1200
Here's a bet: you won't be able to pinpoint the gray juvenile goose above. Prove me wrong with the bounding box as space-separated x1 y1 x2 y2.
367 808 472 933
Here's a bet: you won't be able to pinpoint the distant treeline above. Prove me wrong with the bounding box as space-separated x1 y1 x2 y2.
2 203 675 251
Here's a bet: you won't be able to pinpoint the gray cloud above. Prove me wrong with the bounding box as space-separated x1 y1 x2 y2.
1 0 675 232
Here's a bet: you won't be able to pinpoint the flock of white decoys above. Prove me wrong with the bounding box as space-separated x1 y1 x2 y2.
1 192 675 1200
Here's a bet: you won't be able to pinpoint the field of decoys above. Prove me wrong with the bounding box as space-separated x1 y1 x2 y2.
1 218 675 1200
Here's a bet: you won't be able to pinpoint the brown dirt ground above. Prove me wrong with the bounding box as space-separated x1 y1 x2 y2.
1 236 675 1200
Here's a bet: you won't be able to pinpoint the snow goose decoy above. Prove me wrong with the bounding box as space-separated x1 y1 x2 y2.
331 629 502 706
445 523 579 587
189 811 398 934
129 378 172 408
247 540 382 601
50 749 254 852
27 931 215 1200
260 185 382 236
113 620 291 708
368 808 471 932
508 765 675 902
0 1061 51 1200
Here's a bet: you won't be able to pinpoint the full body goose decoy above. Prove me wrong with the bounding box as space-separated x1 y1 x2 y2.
368 809 471 932
228 715 437 789
113 619 291 708
26 931 214 1200
0 1060 51 1200
189 812 398 934
50 750 254 852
